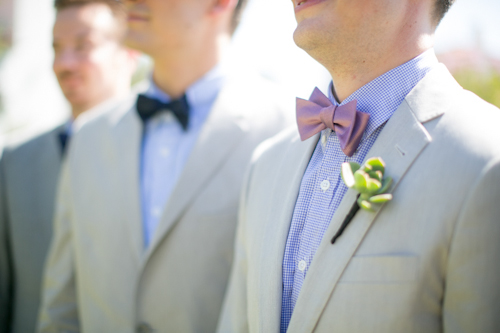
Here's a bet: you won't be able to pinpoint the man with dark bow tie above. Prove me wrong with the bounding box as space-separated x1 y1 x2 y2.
0 1 136 332
218 0 500 332
38 0 293 332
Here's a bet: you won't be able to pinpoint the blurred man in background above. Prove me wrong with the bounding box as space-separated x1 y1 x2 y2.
38 0 294 331
0 1 136 332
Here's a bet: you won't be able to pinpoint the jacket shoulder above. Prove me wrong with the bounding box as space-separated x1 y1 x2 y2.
435 87 500 160
2 123 65 162
73 93 138 135
406 65 500 162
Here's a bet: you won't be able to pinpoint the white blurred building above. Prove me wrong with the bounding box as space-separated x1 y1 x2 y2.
0 0 68 138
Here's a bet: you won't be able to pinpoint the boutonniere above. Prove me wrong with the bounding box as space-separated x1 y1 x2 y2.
331 157 393 244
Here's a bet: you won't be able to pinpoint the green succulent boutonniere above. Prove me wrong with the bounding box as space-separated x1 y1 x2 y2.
331 157 393 244
341 157 393 212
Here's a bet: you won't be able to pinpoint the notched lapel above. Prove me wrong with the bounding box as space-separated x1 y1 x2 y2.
258 133 319 332
288 100 434 333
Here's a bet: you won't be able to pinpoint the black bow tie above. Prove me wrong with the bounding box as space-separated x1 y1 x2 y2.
136 94 190 130
58 131 70 155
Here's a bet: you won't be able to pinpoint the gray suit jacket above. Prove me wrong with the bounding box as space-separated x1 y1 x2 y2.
38 72 294 333
218 65 500 332
0 124 66 333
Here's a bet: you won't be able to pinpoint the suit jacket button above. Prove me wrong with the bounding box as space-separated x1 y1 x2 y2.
137 322 154 333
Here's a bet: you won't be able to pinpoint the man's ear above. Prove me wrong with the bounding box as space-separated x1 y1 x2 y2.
210 0 238 14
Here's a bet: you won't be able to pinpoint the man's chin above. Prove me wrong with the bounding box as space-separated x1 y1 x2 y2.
64 94 88 109
293 25 332 69
124 32 150 54
293 23 319 53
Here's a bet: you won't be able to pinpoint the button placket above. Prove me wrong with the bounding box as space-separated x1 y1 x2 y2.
151 207 162 218
160 147 170 157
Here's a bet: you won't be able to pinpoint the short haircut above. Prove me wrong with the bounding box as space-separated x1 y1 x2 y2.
54 0 126 39
231 0 249 34
433 0 456 25
55 0 123 12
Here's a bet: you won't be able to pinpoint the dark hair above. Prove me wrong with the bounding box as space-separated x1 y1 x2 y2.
54 0 126 38
231 0 249 34
433 0 455 25
54 0 125 19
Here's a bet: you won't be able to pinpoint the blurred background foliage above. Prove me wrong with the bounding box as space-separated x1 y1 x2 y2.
0 28 8 60
453 70 500 108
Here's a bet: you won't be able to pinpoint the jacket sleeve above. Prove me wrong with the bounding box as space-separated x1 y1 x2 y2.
0 150 13 333
443 159 500 332
37 160 80 332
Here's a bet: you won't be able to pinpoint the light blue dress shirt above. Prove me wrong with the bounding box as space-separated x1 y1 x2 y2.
140 65 226 247
280 50 439 332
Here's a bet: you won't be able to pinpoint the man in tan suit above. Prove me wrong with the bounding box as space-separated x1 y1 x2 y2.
219 0 500 332
38 0 293 332
0 1 135 332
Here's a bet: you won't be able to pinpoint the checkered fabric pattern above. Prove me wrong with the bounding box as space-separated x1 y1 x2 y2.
280 49 438 332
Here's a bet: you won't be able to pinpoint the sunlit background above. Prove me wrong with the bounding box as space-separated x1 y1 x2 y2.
0 0 499 142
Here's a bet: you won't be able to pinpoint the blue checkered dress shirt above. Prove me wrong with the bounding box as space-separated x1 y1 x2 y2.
280 49 439 332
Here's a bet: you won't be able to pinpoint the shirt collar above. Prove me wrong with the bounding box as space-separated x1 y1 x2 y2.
144 62 227 115
327 48 438 140
63 119 73 136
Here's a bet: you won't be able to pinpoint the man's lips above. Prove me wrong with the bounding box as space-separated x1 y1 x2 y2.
59 77 82 89
294 0 325 12
127 12 149 22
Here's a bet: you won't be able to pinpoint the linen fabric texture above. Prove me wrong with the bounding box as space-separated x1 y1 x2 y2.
218 64 500 333
0 123 67 333
281 50 437 331
37 71 294 333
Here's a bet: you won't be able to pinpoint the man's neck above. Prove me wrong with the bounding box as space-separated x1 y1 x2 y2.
150 35 229 99
327 38 434 103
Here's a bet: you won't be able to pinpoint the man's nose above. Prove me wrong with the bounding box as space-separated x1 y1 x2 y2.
53 50 79 72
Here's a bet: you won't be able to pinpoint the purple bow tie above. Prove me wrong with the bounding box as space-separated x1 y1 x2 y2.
296 87 370 157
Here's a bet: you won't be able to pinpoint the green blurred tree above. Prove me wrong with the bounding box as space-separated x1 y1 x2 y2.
0 26 9 59
453 69 500 108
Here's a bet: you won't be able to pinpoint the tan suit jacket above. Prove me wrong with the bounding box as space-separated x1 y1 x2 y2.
218 65 500 332
0 124 66 333
38 72 294 333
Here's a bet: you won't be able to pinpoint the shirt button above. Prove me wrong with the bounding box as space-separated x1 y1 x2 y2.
160 147 170 157
151 207 162 218
320 179 330 192
298 260 307 272
321 134 327 147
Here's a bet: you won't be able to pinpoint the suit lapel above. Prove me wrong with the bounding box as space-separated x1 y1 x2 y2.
288 96 434 333
142 80 249 264
259 133 319 332
110 101 144 264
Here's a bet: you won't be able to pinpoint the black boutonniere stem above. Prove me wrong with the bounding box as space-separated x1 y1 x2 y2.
331 195 360 244
331 157 393 244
